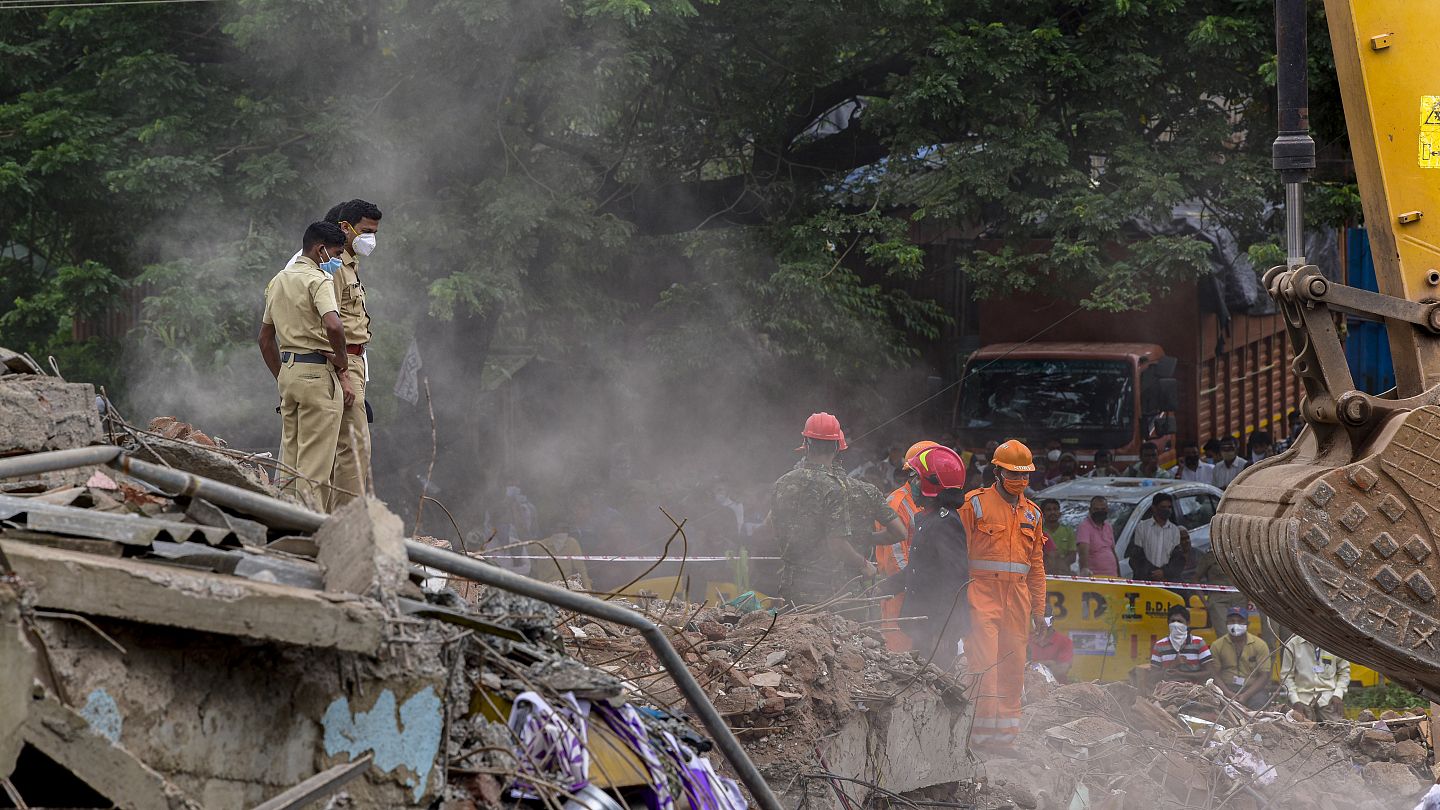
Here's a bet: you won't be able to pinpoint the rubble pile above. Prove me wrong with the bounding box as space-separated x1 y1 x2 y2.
974 679 1436 810
558 599 976 804
0 361 761 808
0 358 976 809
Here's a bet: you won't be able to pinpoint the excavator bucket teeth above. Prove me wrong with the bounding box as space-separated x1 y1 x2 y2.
1214 406 1440 696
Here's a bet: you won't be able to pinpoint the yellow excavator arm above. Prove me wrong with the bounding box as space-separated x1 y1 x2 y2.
1214 0 1440 699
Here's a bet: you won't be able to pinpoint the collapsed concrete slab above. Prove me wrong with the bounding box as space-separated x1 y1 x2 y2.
21 689 199 810
0 376 103 456
0 582 33 775
2 540 388 654
31 614 448 807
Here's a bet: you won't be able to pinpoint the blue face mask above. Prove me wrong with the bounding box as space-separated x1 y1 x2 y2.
319 253 343 274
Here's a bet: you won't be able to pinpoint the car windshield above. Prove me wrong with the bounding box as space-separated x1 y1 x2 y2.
958 359 1134 433
1052 498 1136 534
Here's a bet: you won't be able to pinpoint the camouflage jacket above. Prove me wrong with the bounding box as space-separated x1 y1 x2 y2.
771 460 850 602
832 463 901 543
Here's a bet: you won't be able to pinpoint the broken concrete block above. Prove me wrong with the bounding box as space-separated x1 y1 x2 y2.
1357 728 1397 759
1361 761 1423 794
1394 739 1428 768
132 437 273 496
0 377 102 457
315 497 408 600
0 583 34 775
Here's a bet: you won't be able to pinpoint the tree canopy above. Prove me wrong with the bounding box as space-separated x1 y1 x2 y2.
0 0 1345 494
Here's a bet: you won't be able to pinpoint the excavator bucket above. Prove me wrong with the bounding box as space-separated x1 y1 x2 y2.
1215 412 1440 698
1214 0 1440 698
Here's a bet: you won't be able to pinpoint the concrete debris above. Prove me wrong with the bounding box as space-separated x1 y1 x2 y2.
555 598 976 806
0 376 103 457
315 496 408 601
0 409 771 808
130 417 274 495
0 583 34 775
972 679 1437 810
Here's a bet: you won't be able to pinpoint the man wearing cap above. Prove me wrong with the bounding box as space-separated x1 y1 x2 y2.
1214 607 1272 710
770 413 873 605
958 439 1047 752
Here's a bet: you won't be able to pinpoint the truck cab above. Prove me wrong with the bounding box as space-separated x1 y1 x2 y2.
953 342 1179 466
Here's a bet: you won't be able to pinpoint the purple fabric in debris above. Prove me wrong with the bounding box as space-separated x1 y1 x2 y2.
507 691 591 798
594 703 676 810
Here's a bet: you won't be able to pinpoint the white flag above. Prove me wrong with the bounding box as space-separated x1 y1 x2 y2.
394 337 422 405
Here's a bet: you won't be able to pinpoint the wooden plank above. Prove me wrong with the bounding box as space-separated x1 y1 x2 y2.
251 754 373 810
1 540 386 654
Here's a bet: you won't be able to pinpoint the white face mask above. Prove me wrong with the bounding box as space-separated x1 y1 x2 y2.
1168 621 1188 646
353 232 377 256
1047 449 1062 463
1227 623 1247 637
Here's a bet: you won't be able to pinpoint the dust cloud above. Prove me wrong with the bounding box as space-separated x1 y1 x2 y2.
109 1 942 575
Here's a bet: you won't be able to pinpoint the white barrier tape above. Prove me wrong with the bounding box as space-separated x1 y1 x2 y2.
477 554 777 562
1046 574 1241 593
470 556 1242 593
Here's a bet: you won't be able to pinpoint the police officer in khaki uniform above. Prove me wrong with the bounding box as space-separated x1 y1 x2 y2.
323 199 382 509
258 222 355 508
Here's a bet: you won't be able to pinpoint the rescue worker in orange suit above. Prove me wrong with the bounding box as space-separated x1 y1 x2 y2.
959 439 1047 752
896 446 971 670
876 439 941 651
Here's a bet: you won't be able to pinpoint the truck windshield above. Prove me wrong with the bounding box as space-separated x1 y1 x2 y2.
958 359 1134 433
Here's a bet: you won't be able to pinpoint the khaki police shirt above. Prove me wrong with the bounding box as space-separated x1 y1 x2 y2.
262 256 340 353
335 249 371 345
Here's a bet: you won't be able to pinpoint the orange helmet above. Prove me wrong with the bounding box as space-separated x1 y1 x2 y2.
796 412 848 451
909 446 967 497
991 439 1035 472
905 440 941 466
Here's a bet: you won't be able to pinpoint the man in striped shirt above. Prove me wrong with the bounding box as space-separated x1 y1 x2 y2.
1147 606 1217 690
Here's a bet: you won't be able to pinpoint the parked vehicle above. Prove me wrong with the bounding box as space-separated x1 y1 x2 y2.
952 284 1301 467
1039 477 1224 577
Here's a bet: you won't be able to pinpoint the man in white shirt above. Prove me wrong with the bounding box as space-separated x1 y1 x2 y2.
1210 437 1249 490
1127 492 1190 581
1176 441 1214 484
1280 633 1351 721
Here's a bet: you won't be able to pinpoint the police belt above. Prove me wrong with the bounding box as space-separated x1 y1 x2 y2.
970 559 1031 574
280 351 328 364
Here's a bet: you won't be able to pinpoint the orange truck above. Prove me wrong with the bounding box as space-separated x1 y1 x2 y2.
952 282 1302 467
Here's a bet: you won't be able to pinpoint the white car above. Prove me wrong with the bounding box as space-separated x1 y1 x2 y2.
1037 477 1225 578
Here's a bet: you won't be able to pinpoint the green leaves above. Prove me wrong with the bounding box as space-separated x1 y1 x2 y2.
0 0 1334 406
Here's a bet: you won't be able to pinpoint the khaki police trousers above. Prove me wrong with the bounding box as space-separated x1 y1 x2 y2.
277 357 342 510
329 352 370 510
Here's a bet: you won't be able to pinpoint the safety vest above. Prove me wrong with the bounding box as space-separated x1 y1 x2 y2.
877 482 920 574
958 484 1048 614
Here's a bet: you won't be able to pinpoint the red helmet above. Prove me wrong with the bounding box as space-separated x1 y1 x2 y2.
796 412 848 451
909 446 966 497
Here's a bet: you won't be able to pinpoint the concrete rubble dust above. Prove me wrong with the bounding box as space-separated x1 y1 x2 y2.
1 356 1439 810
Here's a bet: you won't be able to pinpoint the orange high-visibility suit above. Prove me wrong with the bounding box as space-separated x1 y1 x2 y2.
958 483 1047 748
877 482 921 651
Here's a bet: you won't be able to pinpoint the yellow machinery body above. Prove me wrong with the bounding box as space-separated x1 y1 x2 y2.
1214 0 1440 699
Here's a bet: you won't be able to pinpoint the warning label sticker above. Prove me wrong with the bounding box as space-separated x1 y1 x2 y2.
1421 96 1440 168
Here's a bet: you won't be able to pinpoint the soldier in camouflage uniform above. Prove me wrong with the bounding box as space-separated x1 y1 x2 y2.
832 463 906 551
771 413 874 605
